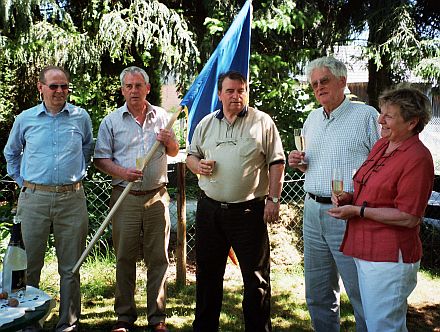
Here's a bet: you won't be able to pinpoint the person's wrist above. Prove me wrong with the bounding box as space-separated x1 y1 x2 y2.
360 201 367 218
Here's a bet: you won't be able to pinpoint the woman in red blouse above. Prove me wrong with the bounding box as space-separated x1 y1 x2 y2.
327 87 434 332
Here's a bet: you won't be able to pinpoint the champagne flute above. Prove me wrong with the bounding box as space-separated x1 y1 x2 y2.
135 151 145 183
294 128 306 165
332 168 344 197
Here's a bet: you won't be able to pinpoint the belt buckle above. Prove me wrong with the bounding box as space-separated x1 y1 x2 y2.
220 203 229 209
54 185 61 193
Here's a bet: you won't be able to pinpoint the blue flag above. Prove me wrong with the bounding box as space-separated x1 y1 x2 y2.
181 0 251 143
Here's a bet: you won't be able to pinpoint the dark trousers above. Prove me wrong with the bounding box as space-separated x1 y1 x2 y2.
192 196 272 332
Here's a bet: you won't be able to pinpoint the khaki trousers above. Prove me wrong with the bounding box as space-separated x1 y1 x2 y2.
17 187 88 332
110 186 170 326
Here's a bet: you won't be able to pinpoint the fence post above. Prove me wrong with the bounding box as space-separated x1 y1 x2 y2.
176 162 187 286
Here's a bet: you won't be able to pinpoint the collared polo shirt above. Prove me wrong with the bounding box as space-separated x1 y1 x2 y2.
4 102 93 187
94 102 169 190
341 135 434 263
303 97 380 196
189 106 285 203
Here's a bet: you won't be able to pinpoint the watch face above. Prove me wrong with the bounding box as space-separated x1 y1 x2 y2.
270 196 279 203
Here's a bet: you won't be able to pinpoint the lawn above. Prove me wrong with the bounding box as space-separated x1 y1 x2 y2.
37 245 440 331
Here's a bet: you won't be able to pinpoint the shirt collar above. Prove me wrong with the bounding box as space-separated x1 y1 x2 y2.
37 102 69 115
321 96 349 120
215 105 248 119
122 102 157 120
391 134 421 152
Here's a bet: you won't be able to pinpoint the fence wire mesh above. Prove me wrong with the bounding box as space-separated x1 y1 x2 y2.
1 167 439 269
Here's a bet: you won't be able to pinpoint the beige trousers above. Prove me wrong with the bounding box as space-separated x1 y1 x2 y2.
110 186 170 326
17 187 88 332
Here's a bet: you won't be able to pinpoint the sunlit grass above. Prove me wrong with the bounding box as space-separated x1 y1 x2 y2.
35 241 439 331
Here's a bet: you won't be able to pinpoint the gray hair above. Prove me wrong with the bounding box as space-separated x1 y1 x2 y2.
305 56 347 82
119 66 149 86
379 87 432 134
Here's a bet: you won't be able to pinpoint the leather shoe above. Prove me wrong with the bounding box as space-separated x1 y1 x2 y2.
150 322 169 332
111 321 132 332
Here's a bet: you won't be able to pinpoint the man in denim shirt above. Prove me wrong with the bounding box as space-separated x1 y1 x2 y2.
4 66 93 332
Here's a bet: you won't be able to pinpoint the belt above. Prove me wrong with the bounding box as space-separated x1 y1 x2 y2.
201 192 266 209
113 185 164 196
23 180 82 193
307 192 332 204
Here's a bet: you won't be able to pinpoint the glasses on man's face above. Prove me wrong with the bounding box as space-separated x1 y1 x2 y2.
311 76 332 90
45 84 69 91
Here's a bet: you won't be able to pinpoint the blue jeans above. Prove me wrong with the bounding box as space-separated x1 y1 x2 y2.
193 196 271 332
303 195 366 332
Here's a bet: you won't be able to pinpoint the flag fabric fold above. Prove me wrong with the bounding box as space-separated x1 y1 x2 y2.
181 0 251 143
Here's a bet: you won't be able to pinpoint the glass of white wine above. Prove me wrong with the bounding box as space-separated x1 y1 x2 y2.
332 168 344 197
135 151 146 183
294 128 306 165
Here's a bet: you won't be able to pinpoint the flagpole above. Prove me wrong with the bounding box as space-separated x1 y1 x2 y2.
72 109 182 274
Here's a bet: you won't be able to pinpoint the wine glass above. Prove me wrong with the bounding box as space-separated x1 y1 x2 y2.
204 151 217 183
294 128 306 165
135 151 145 183
332 168 344 197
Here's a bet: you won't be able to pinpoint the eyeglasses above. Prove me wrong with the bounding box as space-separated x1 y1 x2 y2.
311 76 332 90
44 84 69 91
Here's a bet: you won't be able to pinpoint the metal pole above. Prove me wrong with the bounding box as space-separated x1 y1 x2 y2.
176 162 187 286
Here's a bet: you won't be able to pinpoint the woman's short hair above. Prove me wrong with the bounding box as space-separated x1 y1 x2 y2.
305 56 347 82
379 87 432 133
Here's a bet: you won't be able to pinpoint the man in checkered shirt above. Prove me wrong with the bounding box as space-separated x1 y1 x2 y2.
288 56 380 332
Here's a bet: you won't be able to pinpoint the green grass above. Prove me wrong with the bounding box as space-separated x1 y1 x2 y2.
37 255 357 331
35 238 440 331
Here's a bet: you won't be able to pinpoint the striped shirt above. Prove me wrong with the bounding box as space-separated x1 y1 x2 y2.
94 102 169 190
303 97 380 196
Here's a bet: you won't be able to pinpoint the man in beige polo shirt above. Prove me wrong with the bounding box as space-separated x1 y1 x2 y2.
187 70 285 332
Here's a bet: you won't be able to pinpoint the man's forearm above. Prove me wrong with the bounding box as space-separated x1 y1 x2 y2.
268 163 284 197
186 155 201 175
94 158 126 179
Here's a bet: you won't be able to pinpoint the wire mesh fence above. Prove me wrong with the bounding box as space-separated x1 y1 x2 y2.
1 168 439 269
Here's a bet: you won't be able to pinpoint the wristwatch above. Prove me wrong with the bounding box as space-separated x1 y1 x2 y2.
267 196 279 203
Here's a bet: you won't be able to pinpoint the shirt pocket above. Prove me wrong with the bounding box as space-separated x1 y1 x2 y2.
238 137 259 158
65 127 84 152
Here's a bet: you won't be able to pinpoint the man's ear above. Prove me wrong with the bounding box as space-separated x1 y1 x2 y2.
37 82 43 93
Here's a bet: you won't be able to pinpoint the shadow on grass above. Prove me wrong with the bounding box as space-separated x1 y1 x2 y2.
407 303 440 331
41 279 439 332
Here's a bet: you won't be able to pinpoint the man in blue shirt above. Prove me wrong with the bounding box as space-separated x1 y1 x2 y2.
4 66 93 332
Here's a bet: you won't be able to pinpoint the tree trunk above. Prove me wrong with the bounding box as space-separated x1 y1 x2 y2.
367 0 406 109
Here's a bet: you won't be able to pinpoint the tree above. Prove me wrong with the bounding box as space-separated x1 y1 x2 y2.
0 0 199 149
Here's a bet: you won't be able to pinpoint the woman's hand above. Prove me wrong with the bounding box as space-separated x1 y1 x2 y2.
327 205 359 220
331 191 353 207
